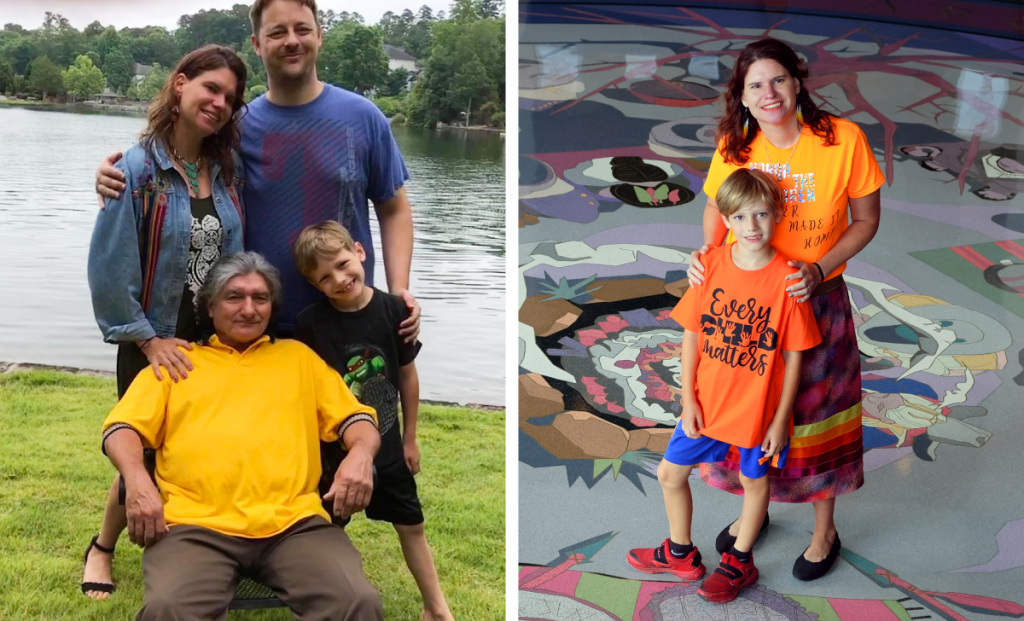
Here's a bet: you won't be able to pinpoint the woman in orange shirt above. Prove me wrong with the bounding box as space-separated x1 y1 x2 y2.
687 38 885 581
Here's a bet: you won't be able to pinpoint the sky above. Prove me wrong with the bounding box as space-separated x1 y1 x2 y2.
0 0 452 32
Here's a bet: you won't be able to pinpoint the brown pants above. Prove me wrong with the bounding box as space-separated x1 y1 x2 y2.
137 516 383 621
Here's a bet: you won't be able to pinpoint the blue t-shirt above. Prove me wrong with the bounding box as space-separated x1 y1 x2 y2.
240 84 410 329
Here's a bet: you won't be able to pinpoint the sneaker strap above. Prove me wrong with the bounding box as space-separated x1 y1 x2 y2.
653 543 667 564
714 561 743 580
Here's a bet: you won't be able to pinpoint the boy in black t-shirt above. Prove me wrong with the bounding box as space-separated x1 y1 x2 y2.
292 221 455 621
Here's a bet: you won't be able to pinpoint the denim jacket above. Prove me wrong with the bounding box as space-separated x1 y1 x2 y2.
88 138 244 344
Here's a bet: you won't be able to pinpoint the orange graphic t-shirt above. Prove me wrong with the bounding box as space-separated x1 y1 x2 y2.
703 117 885 281
670 245 822 448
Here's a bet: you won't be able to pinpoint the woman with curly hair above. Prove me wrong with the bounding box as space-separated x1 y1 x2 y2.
687 37 884 582
83 44 247 599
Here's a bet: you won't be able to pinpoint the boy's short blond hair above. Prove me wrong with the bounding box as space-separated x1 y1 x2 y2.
292 220 357 278
715 168 783 217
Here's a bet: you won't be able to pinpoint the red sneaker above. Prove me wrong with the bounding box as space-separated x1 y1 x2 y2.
626 538 706 581
697 552 759 603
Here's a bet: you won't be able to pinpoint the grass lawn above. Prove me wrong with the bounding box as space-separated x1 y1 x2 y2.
0 370 504 620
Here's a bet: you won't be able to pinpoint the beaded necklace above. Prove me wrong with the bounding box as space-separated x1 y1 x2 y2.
170 145 203 197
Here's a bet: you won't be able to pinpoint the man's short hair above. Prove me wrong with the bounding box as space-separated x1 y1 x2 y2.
292 220 357 278
196 252 283 342
249 0 320 35
715 168 783 217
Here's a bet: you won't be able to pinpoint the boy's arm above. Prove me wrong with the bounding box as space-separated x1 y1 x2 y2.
679 330 704 437
763 349 802 456
398 362 421 475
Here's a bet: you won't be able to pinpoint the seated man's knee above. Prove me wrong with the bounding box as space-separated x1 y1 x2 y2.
352 580 384 617
138 593 187 621
322 578 383 620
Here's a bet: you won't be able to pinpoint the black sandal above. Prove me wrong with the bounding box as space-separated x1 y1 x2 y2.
81 534 116 596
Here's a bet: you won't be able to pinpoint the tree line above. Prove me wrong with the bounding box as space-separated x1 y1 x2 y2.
0 0 504 128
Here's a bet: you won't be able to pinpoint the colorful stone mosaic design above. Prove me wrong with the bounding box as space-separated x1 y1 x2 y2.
519 2 1024 618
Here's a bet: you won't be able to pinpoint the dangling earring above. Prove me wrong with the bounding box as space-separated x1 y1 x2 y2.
796 103 803 127
742 109 749 140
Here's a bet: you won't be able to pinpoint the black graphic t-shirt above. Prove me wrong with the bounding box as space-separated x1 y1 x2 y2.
294 288 421 463
176 196 222 340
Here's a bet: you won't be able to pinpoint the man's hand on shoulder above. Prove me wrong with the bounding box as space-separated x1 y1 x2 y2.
96 152 126 205
396 289 421 344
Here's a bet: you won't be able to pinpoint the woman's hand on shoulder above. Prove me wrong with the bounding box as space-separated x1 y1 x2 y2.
687 244 713 287
140 337 194 382
784 261 822 303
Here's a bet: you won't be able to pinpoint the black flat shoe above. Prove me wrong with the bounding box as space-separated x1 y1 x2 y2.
792 533 841 581
714 512 770 554
81 534 116 596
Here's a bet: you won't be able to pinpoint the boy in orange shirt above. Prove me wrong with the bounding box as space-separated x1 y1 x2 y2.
627 168 821 603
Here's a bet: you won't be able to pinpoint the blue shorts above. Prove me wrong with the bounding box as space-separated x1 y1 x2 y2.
663 427 790 479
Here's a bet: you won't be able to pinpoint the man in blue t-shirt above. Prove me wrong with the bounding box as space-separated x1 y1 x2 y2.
95 0 419 336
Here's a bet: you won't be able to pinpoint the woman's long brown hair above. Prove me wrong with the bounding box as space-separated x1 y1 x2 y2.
716 38 835 165
139 45 247 183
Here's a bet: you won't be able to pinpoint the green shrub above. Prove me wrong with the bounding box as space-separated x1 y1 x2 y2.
245 84 267 102
372 95 405 119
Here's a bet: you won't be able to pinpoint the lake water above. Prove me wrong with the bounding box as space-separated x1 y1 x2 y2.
0 106 505 406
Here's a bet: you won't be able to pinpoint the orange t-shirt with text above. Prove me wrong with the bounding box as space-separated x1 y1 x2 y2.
670 245 821 448
703 117 885 280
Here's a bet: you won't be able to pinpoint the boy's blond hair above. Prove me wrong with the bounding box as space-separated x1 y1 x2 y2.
715 168 783 217
292 220 357 278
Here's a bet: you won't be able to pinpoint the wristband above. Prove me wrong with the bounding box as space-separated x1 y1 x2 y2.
812 262 825 280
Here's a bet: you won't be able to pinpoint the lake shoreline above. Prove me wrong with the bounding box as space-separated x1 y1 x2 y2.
0 100 505 133
430 124 505 133
0 361 504 410
0 99 147 116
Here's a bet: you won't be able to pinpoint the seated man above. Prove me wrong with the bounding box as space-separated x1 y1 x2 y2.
101 251 384 621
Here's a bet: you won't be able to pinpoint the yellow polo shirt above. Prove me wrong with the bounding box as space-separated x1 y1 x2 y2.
102 335 377 538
